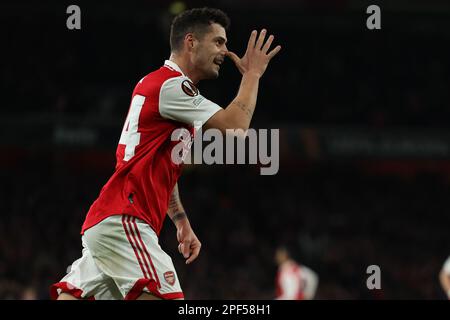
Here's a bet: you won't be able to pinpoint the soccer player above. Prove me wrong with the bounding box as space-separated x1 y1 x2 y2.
439 256 450 299
274 246 319 300
51 7 281 300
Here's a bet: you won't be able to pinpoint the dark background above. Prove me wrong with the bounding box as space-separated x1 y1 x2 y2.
1 0 450 299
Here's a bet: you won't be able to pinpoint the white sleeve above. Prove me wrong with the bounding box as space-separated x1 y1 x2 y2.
443 257 450 274
301 266 319 300
159 76 223 126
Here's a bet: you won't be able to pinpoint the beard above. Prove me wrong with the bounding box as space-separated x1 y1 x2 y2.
192 50 222 80
193 53 220 80
201 63 220 79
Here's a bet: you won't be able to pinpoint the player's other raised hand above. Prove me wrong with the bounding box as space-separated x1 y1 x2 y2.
226 29 281 78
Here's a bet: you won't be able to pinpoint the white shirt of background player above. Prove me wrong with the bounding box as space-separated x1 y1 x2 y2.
277 261 319 300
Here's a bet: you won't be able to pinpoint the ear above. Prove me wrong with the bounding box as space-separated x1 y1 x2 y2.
184 33 195 51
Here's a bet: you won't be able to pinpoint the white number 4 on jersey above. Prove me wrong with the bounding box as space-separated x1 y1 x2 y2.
118 95 145 161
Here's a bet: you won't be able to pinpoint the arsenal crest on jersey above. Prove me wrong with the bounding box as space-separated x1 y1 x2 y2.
181 80 199 97
164 271 176 286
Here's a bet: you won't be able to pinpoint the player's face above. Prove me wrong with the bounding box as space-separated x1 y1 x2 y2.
192 23 228 80
275 248 288 265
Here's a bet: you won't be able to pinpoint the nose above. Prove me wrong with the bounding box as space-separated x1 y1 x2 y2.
222 44 228 55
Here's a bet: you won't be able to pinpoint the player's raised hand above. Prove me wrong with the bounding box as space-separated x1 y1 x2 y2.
176 221 202 264
226 29 281 78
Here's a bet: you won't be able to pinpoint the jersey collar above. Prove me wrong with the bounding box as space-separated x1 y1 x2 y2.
164 60 184 75
164 60 195 83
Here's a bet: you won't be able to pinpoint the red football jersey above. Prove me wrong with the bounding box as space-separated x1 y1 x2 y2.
81 60 222 236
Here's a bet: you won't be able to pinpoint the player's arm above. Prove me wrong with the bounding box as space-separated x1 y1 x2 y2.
167 183 201 265
204 29 281 133
167 182 187 227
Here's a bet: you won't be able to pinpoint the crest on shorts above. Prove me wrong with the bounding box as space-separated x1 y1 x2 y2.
164 271 176 286
181 80 199 97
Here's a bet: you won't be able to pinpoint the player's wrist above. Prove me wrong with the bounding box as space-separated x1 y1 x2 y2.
174 214 190 229
170 211 188 228
243 70 262 80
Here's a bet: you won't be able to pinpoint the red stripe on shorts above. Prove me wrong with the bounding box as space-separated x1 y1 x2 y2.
131 217 161 288
122 215 150 280
126 216 154 282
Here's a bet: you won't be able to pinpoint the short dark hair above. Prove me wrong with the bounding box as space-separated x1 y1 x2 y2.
170 7 230 52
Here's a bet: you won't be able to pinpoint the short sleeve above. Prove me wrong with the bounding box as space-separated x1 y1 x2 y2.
159 76 223 126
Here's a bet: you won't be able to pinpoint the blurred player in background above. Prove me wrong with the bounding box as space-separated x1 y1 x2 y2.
275 246 319 300
439 256 450 299
51 7 281 300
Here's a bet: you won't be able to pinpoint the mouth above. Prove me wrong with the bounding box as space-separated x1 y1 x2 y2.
213 57 224 67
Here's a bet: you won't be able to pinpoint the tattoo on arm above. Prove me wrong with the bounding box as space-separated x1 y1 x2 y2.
168 187 180 213
232 101 253 119
168 184 187 223
172 212 187 222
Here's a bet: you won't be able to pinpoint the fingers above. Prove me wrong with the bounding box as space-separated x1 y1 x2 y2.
252 29 280 57
225 51 240 64
186 243 201 264
262 35 274 54
255 29 267 50
182 240 191 258
178 242 188 256
267 45 282 59
246 30 257 52
226 51 246 75
178 242 190 260
179 239 201 264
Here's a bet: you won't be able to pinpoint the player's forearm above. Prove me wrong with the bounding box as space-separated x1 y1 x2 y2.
167 183 189 228
224 72 260 130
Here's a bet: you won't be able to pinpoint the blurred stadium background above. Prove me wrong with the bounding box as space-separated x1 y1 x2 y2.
1 0 450 299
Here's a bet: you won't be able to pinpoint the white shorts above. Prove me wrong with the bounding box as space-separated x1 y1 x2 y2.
51 215 183 300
